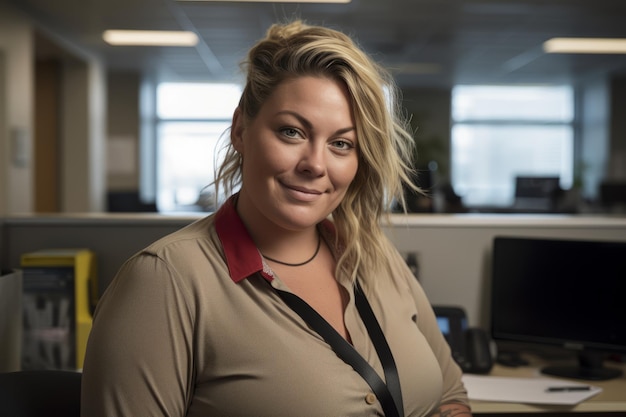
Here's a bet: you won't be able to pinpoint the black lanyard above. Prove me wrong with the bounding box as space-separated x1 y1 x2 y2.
273 281 404 417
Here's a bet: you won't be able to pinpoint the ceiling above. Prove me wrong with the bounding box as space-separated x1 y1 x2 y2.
8 0 626 89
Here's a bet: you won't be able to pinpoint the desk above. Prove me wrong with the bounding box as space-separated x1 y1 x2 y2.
470 358 626 415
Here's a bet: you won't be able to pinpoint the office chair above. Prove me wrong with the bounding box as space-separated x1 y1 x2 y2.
0 370 81 417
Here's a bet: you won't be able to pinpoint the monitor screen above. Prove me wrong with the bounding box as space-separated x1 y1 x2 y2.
514 176 560 199
513 176 561 212
490 236 626 380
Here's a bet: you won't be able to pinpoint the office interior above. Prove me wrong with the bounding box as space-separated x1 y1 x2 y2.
1 0 626 414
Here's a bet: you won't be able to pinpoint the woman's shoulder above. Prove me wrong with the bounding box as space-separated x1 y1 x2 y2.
108 212 226 294
113 213 223 285
144 213 218 256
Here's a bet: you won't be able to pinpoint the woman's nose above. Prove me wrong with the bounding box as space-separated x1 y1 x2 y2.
297 143 326 177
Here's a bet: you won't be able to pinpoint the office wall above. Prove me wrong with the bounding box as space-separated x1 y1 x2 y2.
0 4 34 215
2 214 625 330
35 59 62 212
0 2 107 214
0 51 5 214
107 72 141 191
60 59 107 212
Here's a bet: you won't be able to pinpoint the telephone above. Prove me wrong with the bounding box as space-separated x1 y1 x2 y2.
432 306 493 374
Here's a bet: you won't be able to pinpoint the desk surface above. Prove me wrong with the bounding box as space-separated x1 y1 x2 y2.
469 358 626 414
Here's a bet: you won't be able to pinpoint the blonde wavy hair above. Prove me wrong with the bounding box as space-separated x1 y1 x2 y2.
215 20 418 283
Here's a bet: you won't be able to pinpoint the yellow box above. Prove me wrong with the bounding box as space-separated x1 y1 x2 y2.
20 249 97 370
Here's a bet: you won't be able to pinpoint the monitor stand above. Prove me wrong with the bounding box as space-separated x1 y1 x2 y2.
541 351 623 381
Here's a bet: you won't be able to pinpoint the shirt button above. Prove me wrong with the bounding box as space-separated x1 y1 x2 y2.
365 393 377 404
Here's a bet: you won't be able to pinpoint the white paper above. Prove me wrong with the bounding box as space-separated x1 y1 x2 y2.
462 374 602 405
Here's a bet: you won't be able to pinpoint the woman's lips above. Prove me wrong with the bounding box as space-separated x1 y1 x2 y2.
282 183 323 201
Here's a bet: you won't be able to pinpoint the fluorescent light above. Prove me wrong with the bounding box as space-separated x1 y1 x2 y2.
179 0 350 3
543 38 626 54
103 30 199 46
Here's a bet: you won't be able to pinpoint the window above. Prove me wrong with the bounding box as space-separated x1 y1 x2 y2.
451 85 574 207
155 83 242 212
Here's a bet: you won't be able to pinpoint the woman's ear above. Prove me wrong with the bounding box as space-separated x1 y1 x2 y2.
231 108 245 154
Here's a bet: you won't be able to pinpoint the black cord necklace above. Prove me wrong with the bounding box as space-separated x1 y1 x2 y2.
262 233 321 267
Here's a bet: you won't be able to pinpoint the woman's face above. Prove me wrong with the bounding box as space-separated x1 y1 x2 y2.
232 76 359 234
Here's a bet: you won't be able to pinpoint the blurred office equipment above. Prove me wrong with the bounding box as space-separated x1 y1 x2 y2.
599 181 626 212
107 190 157 212
433 305 493 374
512 176 561 213
0 370 81 417
0 269 22 372
20 249 97 370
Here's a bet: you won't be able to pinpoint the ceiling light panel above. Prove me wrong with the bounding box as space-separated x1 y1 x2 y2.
103 30 199 46
544 38 626 54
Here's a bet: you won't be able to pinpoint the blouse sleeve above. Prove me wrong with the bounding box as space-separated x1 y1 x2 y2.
81 252 196 417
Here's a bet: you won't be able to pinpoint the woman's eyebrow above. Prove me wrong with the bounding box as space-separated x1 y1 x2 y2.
335 126 356 136
275 110 313 130
276 110 355 136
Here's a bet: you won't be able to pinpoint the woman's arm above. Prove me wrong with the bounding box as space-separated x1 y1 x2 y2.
81 253 195 417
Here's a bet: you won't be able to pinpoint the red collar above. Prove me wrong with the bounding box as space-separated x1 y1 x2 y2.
214 196 336 283
215 197 268 283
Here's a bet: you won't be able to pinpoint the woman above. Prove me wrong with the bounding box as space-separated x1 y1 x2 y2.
81 21 471 417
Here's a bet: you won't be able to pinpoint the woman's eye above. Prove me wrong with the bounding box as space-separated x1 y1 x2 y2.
332 140 354 151
280 127 301 138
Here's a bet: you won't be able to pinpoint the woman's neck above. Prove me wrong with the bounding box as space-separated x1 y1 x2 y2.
234 192 321 261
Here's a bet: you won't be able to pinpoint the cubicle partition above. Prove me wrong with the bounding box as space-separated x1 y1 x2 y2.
0 214 200 296
383 214 626 328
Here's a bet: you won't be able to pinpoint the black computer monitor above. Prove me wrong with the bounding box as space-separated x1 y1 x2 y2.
513 176 561 212
490 236 626 380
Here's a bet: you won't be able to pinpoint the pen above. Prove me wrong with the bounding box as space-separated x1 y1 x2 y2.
546 386 591 392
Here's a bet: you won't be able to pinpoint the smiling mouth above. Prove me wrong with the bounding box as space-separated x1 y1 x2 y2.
281 182 323 200
287 185 321 195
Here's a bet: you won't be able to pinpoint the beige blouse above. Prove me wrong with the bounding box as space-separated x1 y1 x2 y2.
81 198 469 416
